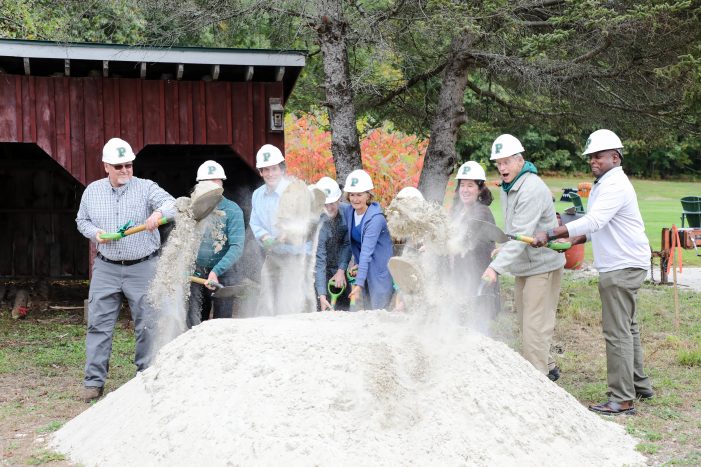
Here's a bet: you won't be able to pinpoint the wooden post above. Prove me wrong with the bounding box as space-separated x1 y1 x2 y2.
84 298 89 324
11 289 29 319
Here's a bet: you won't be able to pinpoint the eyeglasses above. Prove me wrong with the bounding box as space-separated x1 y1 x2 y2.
111 163 133 170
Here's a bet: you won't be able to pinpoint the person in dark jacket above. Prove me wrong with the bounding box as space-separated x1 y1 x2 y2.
451 161 500 321
187 160 245 328
313 177 352 311
342 169 394 310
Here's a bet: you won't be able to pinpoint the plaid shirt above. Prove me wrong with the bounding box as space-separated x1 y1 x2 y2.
76 176 176 261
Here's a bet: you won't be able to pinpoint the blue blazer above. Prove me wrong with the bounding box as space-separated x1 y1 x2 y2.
342 202 394 309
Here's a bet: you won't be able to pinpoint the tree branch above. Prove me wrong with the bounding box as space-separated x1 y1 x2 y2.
366 60 448 108
465 79 569 117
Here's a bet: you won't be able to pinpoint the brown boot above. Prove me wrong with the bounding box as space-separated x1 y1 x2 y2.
82 386 104 403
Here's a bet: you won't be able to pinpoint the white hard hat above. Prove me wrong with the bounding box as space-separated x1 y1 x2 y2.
256 144 285 168
315 176 342 203
490 134 525 160
344 169 374 193
582 129 624 156
196 160 226 181
396 186 424 200
455 161 486 181
102 138 135 164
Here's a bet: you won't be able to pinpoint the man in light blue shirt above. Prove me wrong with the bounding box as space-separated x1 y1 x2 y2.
250 144 315 315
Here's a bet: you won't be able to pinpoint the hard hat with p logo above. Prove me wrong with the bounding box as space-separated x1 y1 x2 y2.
455 161 486 181
490 134 525 161
196 160 227 181
315 176 342 203
102 138 136 164
256 144 285 168
343 169 374 193
582 129 623 156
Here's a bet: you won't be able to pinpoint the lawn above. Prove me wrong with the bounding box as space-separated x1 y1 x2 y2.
485 175 701 268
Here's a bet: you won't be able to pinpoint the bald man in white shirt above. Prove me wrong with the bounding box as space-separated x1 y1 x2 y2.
533 129 653 416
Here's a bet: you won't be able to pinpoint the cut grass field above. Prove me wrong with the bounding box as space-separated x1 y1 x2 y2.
486 175 701 268
1 272 700 464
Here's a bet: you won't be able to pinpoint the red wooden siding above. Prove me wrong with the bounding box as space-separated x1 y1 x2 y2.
0 75 285 186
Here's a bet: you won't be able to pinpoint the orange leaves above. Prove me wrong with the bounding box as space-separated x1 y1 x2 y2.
285 114 427 206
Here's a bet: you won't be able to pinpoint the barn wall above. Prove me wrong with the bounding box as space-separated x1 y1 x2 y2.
0 75 285 187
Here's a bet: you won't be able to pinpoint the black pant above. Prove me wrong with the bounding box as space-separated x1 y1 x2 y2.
187 266 237 328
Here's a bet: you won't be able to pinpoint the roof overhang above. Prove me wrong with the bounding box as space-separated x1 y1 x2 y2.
0 39 306 100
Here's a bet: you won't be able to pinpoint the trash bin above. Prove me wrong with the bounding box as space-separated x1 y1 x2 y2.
558 212 585 270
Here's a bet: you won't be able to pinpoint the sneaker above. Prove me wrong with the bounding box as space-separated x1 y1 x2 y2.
82 386 104 403
547 366 561 382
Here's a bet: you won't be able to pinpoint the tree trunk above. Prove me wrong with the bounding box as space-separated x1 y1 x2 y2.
418 32 474 203
315 11 363 185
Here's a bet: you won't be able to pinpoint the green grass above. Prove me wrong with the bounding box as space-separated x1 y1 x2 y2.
486 175 701 267
26 450 66 465
36 421 63 433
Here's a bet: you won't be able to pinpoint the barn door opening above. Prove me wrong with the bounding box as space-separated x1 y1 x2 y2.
0 143 88 278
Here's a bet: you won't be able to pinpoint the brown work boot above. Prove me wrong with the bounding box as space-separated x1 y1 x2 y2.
82 386 104 403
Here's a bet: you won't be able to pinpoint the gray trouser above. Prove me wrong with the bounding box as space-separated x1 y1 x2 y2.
599 268 652 402
187 266 237 328
514 268 563 374
84 256 158 388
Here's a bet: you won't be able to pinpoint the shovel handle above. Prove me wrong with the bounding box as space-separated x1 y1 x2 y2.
511 234 571 251
327 279 346 306
99 217 170 240
189 276 223 289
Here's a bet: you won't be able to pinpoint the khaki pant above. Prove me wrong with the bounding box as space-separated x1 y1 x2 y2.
599 268 652 402
514 268 563 374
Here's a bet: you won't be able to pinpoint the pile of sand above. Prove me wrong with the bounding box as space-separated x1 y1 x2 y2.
51 312 644 466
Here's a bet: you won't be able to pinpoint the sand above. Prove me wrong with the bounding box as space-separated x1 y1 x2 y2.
51 312 645 466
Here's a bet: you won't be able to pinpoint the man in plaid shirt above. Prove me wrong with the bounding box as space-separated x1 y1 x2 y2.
76 137 175 402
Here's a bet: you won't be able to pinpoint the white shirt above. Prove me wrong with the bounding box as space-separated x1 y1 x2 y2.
566 166 650 272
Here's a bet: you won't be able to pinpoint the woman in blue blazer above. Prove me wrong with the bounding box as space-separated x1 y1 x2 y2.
342 169 394 310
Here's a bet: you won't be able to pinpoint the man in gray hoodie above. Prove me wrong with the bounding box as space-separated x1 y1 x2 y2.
482 134 565 381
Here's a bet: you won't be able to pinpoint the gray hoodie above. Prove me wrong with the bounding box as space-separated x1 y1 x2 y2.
489 172 565 276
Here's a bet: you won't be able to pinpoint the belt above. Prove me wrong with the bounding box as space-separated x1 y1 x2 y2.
97 251 159 266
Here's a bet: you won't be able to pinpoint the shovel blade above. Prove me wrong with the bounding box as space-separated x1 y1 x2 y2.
466 218 508 243
388 256 423 295
190 181 224 221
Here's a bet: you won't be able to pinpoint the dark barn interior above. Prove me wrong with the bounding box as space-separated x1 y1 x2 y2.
0 143 88 278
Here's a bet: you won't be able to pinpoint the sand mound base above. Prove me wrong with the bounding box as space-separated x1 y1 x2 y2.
52 312 644 466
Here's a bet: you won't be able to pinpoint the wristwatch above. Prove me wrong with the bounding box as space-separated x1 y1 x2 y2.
546 229 557 241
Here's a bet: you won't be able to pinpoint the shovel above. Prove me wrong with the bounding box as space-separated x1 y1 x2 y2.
327 278 346 310
99 182 223 241
189 276 245 299
387 256 423 295
466 218 571 251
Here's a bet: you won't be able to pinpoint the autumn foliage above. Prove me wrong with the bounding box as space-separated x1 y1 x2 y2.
285 113 427 206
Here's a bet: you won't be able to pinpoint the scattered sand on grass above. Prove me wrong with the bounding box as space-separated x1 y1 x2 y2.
51 312 645 466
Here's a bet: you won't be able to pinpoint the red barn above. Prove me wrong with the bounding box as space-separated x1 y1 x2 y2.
0 39 305 279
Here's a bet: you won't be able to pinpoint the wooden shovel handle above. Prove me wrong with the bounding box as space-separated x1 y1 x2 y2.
189 276 223 289
98 217 169 240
